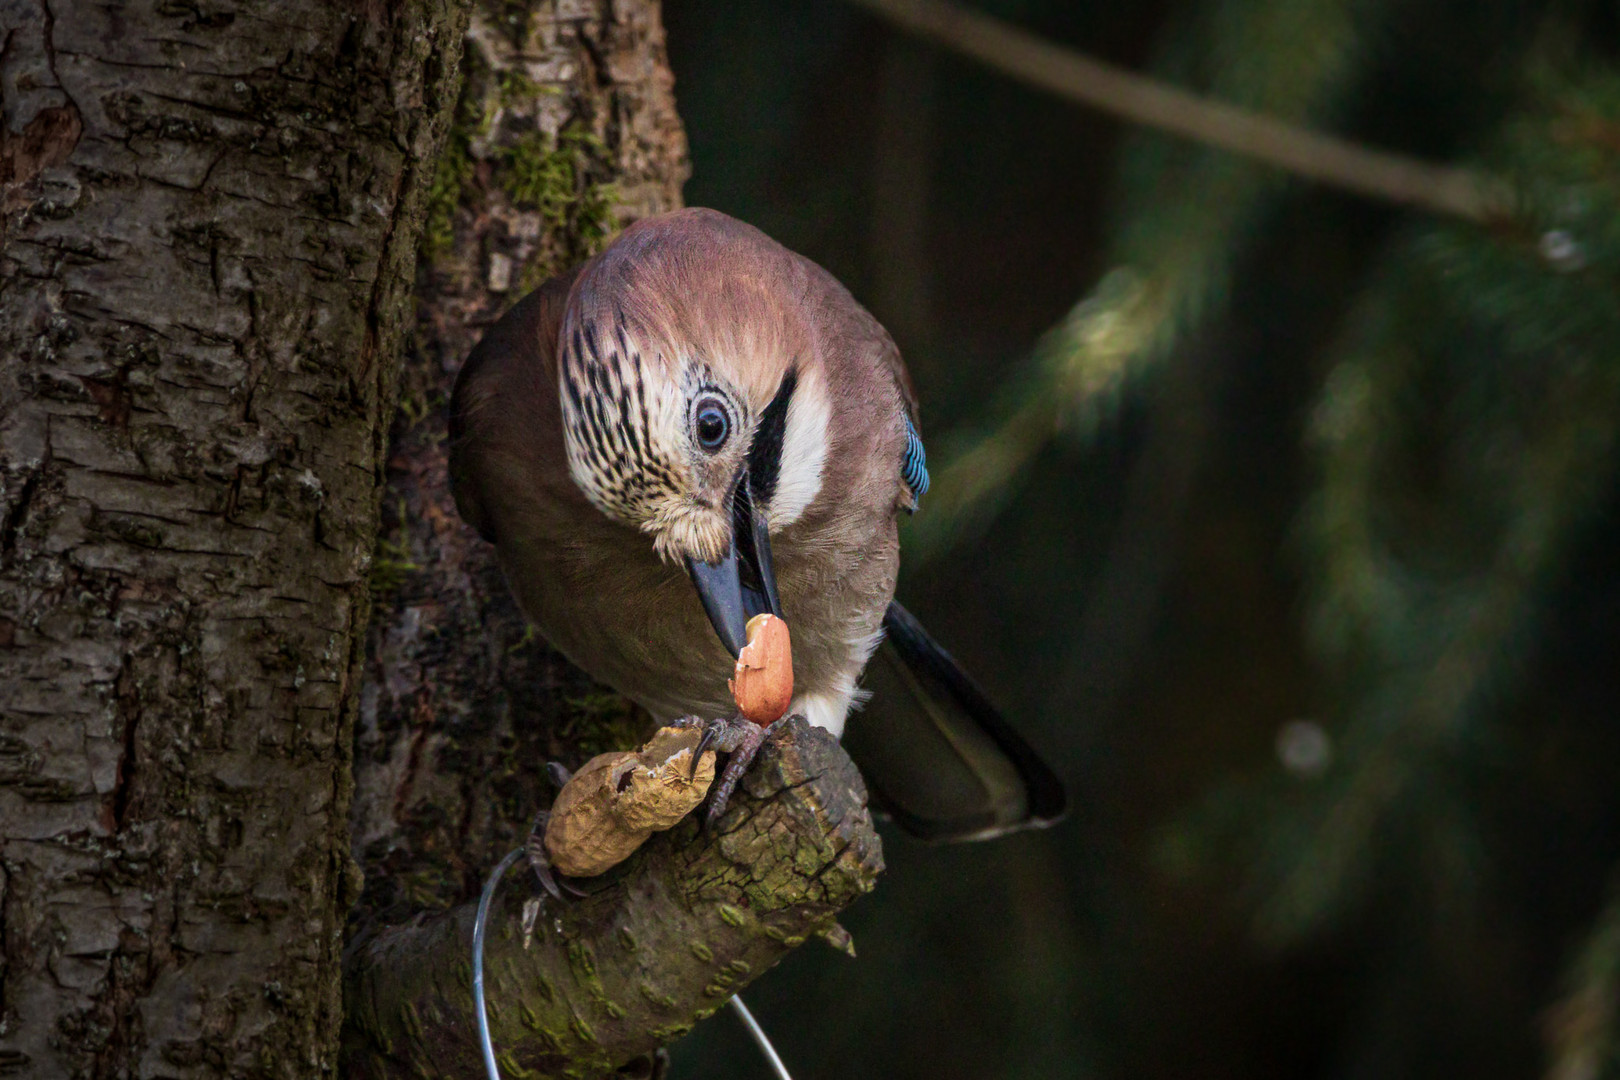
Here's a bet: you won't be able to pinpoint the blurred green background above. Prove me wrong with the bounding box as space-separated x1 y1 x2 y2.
660 1 1620 1078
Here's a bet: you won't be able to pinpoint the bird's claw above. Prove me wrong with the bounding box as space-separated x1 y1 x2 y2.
668 713 754 754
669 714 779 829
705 719 770 829
526 787 587 903
690 723 719 779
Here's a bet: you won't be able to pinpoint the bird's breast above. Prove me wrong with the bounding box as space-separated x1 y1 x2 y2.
499 514 897 733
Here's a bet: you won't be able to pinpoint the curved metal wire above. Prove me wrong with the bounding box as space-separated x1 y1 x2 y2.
473 847 794 1080
473 847 527 1080
729 995 795 1080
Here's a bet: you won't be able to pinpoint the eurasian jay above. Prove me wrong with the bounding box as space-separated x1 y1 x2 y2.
450 208 1064 842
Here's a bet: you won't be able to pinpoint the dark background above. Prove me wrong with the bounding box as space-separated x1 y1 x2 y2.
661 2 1620 1078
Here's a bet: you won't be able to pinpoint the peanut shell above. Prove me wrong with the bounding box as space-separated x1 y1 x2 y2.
543 726 716 878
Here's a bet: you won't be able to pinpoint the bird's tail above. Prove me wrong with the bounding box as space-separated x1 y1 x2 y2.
841 602 1067 842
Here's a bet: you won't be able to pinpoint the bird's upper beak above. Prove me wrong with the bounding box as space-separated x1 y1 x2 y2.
684 471 782 658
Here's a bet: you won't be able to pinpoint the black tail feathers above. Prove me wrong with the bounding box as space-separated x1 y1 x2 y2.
841 602 1067 842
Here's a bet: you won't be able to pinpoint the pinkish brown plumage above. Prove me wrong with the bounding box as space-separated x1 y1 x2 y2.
451 208 1064 841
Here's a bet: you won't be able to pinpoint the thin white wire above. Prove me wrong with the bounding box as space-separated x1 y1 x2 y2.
473 847 527 1080
729 995 795 1080
474 848 794 1080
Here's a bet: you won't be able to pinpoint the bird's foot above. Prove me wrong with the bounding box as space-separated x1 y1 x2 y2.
668 713 753 763
525 767 589 902
665 715 794 826
705 719 771 829
667 714 774 826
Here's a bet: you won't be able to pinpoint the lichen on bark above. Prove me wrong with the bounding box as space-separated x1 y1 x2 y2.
342 720 884 1078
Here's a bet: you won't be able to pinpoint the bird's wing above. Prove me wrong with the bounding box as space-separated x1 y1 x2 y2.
842 601 1067 842
874 327 920 419
449 269 580 543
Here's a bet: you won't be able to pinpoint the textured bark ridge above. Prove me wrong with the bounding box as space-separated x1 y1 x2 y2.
342 1 811 1074
349 0 687 926
343 720 884 1078
0 2 467 1075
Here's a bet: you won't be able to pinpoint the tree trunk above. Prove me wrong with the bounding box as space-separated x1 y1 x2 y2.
346 0 689 938
342 6 885 1077
2 3 879 1075
0 3 466 1075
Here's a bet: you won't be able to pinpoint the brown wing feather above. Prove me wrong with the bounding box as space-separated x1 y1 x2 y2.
449 268 580 543
866 308 919 421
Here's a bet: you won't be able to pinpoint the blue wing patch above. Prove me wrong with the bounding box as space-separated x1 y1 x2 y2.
902 415 929 501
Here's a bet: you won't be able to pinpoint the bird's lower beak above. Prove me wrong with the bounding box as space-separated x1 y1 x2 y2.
684 475 782 659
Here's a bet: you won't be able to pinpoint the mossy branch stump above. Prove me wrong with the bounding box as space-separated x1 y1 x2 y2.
341 719 883 1078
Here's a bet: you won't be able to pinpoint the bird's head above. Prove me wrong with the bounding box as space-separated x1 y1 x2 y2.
555 210 832 656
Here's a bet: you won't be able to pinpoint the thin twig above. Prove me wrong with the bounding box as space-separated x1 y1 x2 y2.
843 0 1507 221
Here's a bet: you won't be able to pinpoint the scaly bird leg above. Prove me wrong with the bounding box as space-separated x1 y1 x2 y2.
524 809 567 901
705 720 770 829
668 714 773 827
526 769 589 901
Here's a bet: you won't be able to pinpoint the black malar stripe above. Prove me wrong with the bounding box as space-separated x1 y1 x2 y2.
747 368 797 508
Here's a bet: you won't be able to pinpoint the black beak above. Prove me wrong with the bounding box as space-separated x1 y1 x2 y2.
684 471 783 658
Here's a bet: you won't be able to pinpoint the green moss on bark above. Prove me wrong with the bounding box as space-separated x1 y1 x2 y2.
341 721 883 1078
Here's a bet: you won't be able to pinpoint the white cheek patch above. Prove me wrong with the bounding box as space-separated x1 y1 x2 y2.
766 375 829 531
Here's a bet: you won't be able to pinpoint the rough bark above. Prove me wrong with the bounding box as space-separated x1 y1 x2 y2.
343 720 883 1078
0 3 467 1075
340 6 888 1076
346 0 686 934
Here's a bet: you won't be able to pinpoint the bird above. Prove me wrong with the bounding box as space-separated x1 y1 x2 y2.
449 207 1065 842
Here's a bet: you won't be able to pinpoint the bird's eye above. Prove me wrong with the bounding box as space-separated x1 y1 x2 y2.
694 397 730 452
